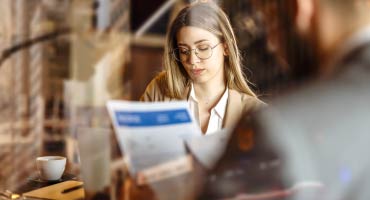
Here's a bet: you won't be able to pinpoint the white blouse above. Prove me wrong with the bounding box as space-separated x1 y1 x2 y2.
188 84 229 135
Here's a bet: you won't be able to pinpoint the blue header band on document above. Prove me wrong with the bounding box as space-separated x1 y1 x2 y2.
115 109 192 127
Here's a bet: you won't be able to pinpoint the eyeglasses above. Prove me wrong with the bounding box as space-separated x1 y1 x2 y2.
172 42 222 62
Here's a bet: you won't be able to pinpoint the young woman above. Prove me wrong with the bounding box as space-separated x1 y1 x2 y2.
141 2 264 134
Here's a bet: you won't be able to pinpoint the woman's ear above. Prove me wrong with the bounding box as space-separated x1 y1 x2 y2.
295 0 314 35
223 43 229 56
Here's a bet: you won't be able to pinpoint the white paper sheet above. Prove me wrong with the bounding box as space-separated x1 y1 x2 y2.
185 128 232 169
107 100 201 177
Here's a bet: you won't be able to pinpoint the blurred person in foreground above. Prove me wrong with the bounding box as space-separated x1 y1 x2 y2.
201 0 370 199
140 2 264 134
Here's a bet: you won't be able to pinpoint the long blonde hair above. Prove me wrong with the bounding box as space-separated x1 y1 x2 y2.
163 2 257 99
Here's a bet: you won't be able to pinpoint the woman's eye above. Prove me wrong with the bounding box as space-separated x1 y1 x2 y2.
197 45 210 51
179 48 189 54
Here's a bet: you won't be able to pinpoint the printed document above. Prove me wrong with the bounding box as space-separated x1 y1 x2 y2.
107 100 201 178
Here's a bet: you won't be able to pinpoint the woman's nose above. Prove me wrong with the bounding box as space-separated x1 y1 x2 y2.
188 50 200 64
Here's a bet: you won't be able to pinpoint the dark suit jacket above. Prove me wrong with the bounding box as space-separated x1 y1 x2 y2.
253 41 370 199
201 40 370 199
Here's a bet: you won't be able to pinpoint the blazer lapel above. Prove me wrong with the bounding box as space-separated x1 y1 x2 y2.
223 89 243 128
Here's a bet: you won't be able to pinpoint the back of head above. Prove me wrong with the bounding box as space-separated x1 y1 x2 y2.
251 0 320 81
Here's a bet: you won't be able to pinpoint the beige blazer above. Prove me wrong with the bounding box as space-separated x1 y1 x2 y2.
140 73 265 128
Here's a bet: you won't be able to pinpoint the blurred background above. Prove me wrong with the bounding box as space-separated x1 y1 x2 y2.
0 0 297 194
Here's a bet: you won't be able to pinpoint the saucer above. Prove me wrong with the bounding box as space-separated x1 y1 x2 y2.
28 173 77 184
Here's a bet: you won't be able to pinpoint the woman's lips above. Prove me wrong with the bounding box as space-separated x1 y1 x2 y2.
192 69 205 76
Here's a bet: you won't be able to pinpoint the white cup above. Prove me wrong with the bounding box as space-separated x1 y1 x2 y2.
36 156 66 181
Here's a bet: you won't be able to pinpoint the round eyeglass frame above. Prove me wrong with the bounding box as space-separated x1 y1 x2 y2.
171 42 222 62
